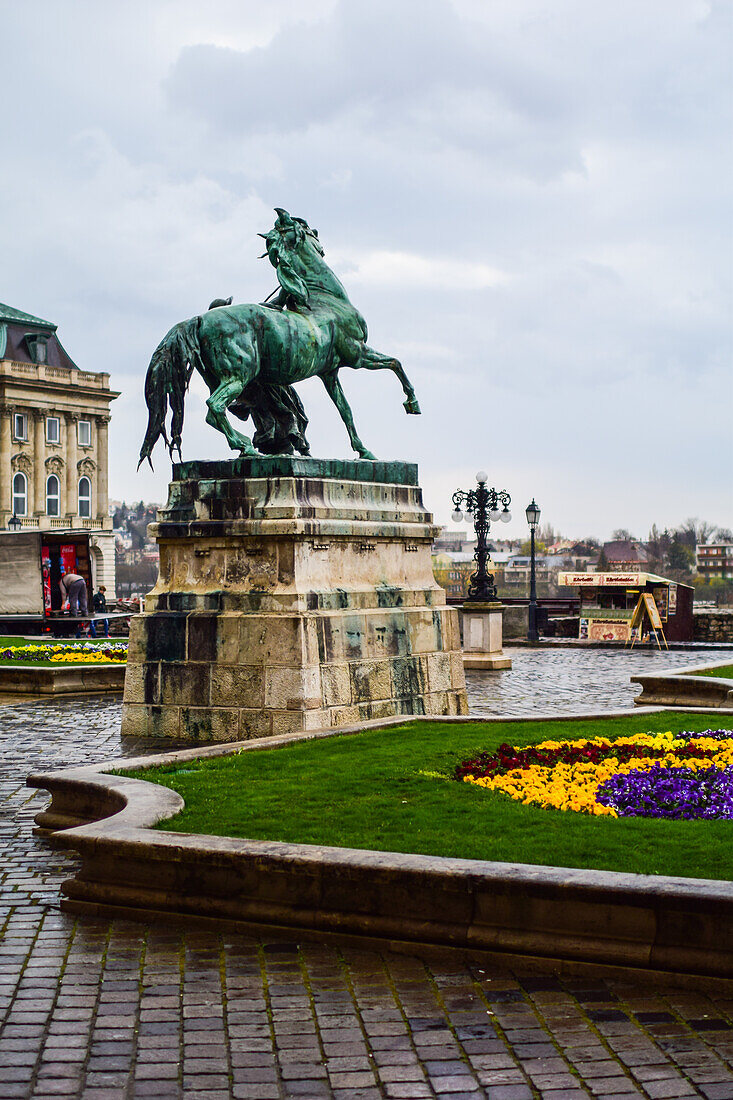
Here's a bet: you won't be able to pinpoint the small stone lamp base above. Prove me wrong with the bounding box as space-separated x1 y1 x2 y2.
461 601 512 671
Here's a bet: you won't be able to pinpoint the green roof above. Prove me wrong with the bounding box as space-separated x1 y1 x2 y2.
0 302 56 331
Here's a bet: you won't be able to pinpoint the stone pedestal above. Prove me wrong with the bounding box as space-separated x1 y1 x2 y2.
121 457 468 741
461 602 512 670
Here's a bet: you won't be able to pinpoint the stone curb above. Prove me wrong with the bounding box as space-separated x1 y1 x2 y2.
27 707 733 979
0 662 125 694
632 659 733 709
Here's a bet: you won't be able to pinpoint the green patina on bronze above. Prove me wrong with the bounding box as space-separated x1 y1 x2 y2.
139 209 421 466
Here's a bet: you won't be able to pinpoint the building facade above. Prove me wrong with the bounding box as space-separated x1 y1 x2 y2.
696 543 733 579
0 303 119 589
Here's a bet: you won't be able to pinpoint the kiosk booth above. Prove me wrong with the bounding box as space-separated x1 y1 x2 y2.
557 571 694 643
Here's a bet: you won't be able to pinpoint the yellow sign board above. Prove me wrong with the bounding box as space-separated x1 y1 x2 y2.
628 593 667 649
644 593 663 631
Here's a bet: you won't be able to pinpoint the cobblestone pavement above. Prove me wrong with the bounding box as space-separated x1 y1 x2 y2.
2 696 733 1099
467 648 733 716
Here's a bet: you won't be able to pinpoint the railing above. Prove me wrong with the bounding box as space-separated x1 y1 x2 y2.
19 517 39 528
0 360 107 388
49 518 69 529
80 518 104 529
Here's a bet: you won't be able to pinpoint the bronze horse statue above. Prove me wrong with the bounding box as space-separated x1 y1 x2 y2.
139 209 420 465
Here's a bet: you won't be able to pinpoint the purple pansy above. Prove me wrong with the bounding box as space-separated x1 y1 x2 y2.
596 762 733 820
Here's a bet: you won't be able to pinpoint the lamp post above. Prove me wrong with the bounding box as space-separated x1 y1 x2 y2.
7 513 21 532
525 498 541 642
452 473 511 602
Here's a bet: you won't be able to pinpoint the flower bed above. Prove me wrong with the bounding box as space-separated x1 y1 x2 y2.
455 729 733 819
0 642 127 665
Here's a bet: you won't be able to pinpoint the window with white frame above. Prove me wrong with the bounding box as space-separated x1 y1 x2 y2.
78 475 92 518
46 416 60 444
13 414 27 441
12 472 27 516
77 420 91 447
46 475 60 517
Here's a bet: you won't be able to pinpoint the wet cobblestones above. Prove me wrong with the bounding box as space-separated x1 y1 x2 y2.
467 648 733 716
2 690 733 1098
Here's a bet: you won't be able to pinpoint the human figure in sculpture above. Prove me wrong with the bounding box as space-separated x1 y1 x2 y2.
139 208 421 466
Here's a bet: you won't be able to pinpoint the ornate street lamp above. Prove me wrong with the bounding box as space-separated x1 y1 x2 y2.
452 472 511 602
525 498 541 641
7 514 21 532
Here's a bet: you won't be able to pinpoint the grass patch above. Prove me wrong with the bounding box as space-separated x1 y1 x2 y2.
122 712 733 880
689 664 733 680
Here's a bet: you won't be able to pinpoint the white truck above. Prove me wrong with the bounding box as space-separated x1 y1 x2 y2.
0 529 113 635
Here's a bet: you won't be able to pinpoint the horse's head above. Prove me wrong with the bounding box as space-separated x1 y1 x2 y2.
261 208 344 307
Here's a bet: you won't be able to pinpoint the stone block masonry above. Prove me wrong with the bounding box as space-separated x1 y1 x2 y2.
695 609 733 643
121 456 468 739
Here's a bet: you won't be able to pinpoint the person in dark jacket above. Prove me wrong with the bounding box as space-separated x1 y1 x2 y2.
89 586 110 638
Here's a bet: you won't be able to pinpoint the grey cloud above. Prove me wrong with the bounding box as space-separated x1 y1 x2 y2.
165 0 579 171
0 0 730 537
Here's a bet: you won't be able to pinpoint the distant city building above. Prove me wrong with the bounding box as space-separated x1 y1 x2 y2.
546 541 598 571
696 542 733 579
111 500 161 597
0 302 119 588
503 555 554 586
433 528 470 555
602 539 649 569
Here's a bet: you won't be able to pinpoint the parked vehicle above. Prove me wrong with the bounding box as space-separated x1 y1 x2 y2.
0 530 124 635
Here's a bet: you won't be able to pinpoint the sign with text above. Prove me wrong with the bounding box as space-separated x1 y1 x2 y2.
668 583 678 616
627 593 668 649
586 618 632 642
559 572 646 588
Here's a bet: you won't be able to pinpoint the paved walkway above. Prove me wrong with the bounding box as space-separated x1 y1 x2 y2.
467 648 733 716
2 696 733 1099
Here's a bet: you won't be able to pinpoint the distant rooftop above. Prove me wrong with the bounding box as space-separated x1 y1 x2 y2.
0 302 56 331
603 539 649 564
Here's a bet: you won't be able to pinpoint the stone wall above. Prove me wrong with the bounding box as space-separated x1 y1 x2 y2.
693 609 733 643
499 604 527 639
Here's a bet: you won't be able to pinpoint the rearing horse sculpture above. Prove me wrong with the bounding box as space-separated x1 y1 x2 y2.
139 209 421 466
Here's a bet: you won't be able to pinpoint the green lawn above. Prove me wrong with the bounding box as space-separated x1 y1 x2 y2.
123 712 733 880
690 664 733 679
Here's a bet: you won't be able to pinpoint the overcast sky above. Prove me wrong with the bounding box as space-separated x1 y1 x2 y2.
2 0 731 539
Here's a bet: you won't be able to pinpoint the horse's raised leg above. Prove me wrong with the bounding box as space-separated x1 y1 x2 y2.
321 371 376 460
353 345 421 415
206 377 258 455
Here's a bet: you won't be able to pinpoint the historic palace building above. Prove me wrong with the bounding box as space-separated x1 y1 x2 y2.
0 302 119 589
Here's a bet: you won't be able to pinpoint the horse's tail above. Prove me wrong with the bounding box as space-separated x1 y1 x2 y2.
138 317 202 469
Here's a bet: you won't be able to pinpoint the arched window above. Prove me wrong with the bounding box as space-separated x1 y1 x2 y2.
46 475 60 517
12 472 27 517
78 476 92 518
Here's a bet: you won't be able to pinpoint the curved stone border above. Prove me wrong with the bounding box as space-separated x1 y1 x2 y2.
0 663 124 695
27 707 733 978
633 659 733 709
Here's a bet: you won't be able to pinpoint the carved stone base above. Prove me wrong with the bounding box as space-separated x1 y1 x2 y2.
461 602 512 671
121 457 468 740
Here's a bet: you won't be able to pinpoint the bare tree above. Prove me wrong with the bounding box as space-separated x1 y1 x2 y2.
678 518 716 548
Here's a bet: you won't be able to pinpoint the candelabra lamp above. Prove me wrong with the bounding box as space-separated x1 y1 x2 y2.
451 472 512 670
451 472 511 602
